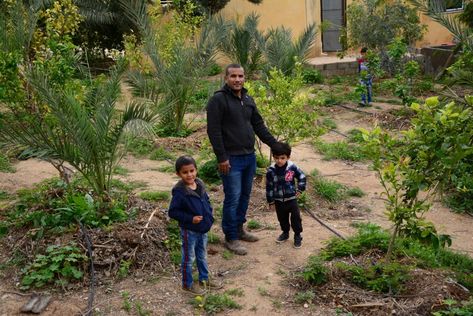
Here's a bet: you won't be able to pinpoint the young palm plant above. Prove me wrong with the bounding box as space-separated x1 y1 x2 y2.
0 59 157 201
120 0 225 135
264 24 317 76
220 12 266 78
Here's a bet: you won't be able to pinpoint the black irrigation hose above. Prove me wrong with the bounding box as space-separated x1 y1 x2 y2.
302 206 346 240
335 103 374 115
79 222 96 316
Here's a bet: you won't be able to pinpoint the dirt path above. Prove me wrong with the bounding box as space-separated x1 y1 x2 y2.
1 102 473 315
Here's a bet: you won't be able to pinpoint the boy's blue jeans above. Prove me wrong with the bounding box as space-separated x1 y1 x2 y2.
360 77 373 104
221 153 256 241
180 228 209 288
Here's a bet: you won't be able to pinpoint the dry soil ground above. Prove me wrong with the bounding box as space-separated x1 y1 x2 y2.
1 102 472 316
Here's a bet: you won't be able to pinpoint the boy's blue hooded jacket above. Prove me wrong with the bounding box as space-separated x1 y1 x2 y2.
168 178 214 233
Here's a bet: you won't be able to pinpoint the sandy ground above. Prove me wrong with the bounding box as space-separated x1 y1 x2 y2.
1 102 473 315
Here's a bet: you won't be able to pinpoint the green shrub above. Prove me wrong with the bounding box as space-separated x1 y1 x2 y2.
302 255 328 285
207 231 220 244
199 159 221 184
113 166 129 175
256 154 270 168
21 243 86 289
0 190 10 200
433 299 473 316
207 63 222 76
126 136 154 156
347 128 364 143
302 68 323 84
139 191 170 201
321 118 337 130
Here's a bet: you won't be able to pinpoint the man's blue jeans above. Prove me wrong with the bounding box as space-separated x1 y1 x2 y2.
180 228 209 288
221 153 256 241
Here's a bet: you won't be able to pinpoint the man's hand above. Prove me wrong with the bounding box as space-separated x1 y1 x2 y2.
192 216 203 224
268 204 275 212
218 160 231 175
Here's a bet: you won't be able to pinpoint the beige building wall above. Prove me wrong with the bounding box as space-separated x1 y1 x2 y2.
221 0 458 56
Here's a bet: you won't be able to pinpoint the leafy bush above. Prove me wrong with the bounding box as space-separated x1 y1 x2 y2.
21 243 86 289
256 154 270 168
302 68 323 84
302 255 328 285
198 159 221 184
126 136 155 157
312 176 346 202
433 299 473 316
207 63 222 76
139 191 170 202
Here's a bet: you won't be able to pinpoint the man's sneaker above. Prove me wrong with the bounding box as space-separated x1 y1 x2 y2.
294 234 303 249
276 232 289 243
224 239 248 255
238 225 259 242
182 284 206 295
199 279 223 290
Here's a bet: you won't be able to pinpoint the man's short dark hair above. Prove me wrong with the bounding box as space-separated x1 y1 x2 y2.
225 63 243 76
360 47 368 53
271 142 291 157
175 155 197 172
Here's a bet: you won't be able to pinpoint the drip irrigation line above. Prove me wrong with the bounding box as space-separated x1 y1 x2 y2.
80 222 96 316
335 104 374 115
302 206 345 240
329 129 348 138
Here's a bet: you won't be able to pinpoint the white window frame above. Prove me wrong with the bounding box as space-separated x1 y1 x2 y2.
429 0 464 12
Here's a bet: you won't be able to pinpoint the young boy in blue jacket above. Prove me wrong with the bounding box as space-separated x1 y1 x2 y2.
266 142 306 248
168 156 216 294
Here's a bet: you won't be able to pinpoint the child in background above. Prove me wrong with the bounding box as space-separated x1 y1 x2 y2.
357 47 373 106
168 156 218 294
266 142 306 248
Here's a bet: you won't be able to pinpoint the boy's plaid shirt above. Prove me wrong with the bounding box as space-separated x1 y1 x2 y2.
265 161 306 204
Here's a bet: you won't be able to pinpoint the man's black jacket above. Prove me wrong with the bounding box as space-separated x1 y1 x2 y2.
206 84 276 163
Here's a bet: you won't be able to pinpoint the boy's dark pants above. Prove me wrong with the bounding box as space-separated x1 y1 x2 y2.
275 199 302 234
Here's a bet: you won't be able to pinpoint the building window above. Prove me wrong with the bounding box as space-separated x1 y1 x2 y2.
430 0 464 12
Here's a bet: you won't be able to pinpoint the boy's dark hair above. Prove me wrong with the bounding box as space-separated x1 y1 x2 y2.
271 142 291 157
175 155 197 173
360 47 368 53
225 63 243 76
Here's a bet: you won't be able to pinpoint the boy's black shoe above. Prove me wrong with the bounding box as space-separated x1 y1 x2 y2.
294 234 303 249
276 232 289 243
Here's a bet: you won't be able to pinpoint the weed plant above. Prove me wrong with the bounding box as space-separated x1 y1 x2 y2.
139 191 170 202
294 290 315 304
302 68 323 84
0 190 10 200
346 187 365 197
207 231 220 244
0 152 14 173
312 176 346 203
192 292 241 314
198 159 221 184
164 220 181 265
113 166 129 176
314 140 367 161
247 219 262 230
149 147 175 161
125 136 155 157
302 255 328 285
21 243 86 289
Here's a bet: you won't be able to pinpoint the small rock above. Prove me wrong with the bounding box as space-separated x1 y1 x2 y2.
304 303 309 308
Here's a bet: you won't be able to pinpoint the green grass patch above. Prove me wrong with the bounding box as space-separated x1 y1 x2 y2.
126 136 154 157
247 219 262 230
294 290 315 304
113 166 129 176
314 140 367 161
321 118 337 130
0 190 11 200
164 220 181 265
207 231 220 244
346 187 365 197
149 147 175 161
312 176 346 203
139 191 170 202
224 288 244 297
192 293 241 314
222 250 234 260
157 165 175 173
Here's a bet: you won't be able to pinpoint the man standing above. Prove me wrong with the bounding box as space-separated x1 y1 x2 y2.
207 64 277 255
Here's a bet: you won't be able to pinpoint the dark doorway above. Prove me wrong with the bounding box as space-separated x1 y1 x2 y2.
321 0 345 52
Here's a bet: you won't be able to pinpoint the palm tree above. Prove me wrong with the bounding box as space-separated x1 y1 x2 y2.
119 0 226 135
0 59 157 201
264 24 317 76
220 13 266 78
